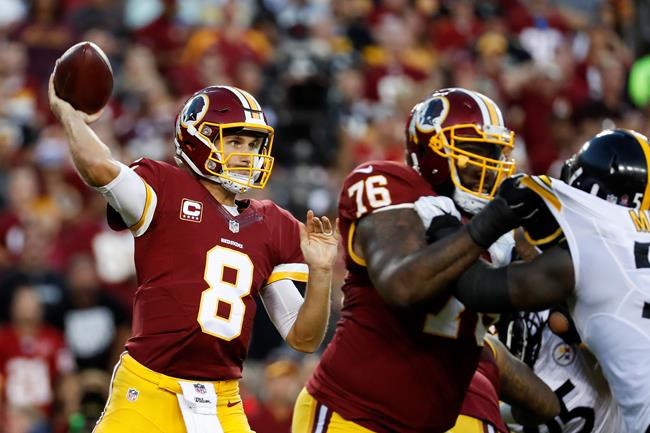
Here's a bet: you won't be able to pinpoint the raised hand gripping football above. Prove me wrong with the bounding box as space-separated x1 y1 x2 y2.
300 210 340 271
48 68 104 124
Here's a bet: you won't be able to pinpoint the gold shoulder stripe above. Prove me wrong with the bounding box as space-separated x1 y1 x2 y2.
347 222 366 266
129 180 153 232
538 175 553 188
520 176 562 211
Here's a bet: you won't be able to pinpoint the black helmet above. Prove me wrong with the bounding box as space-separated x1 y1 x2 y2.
561 128 650 210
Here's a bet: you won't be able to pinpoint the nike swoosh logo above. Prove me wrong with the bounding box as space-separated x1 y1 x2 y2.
353 165 373 174
226 400 241 408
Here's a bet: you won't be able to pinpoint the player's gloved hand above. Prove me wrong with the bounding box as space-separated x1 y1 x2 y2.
413 196 462 244
467 174 542 248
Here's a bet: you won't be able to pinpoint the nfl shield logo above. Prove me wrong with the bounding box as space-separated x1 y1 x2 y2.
126 388 139 402
229 220 240 233
194 383 207 394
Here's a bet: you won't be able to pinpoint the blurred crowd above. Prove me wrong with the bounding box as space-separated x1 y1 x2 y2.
0 0 648 432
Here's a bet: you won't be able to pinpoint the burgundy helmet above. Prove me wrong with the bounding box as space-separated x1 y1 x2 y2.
405 88 515 213
174 85 274 193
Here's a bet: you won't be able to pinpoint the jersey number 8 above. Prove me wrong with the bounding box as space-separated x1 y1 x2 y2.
197 246 253 340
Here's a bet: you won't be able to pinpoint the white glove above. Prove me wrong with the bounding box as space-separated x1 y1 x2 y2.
414 195 461 229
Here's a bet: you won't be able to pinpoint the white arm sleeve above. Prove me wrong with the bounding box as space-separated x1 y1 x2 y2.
93 161 157 237
260 279 304 339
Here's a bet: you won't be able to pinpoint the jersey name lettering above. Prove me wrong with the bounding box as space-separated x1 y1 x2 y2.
629 209 650 232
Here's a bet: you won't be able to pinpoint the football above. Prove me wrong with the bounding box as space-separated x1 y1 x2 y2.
53 41 113 115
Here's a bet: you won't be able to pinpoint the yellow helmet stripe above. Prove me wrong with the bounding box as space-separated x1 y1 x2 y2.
238 89 263 120
476 93 499 125
631 130 650 210
221 86 264 122
462 89 492 126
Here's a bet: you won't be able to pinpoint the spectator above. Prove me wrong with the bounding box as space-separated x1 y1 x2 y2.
0 285 76 425
62 254 130 371
248 358 302 433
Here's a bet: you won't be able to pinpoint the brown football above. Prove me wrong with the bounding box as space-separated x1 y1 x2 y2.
53 41 113 115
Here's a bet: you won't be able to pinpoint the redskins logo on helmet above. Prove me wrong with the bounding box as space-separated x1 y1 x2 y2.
174 86 274 194
561 128 650 210
406 88 515 214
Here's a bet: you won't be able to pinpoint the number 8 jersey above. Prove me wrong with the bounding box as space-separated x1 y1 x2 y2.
107 158 307 380
307 161 491 433
524 175 650 433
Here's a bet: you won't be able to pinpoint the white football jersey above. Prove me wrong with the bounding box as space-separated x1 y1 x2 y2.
524 175 650 433
509 312 626 433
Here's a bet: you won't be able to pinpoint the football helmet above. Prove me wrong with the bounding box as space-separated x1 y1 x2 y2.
561 128 650 210
406 88 515 214
174 86 274 194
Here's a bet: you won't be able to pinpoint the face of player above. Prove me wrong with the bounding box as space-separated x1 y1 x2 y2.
455 141 501 195
221 133 264 169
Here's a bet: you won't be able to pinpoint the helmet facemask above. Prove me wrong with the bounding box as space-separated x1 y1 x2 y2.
182 121 274 194
430 123 515 214
206 124 274 193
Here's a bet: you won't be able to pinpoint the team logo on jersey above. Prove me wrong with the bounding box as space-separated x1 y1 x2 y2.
193 383 207 394
180 199 203 223
126 388 139 402
552 342 576 366
229 220 240 233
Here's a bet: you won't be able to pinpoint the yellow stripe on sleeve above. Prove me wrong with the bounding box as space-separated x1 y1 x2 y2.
523 227 563 246
266 271 309 285
520 176 562 211
129 180 154 232
347 222 366 266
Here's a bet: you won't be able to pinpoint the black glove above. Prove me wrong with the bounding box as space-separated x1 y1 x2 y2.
425 213 462 244
466 174 544 248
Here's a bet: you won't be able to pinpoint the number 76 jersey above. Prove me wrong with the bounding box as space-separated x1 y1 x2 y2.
307 161 493 433
524 175 650 433
108 158 307 381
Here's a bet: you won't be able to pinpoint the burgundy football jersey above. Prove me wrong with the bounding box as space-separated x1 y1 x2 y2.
460 344 509 433
109 159 306 380
307 161 488 433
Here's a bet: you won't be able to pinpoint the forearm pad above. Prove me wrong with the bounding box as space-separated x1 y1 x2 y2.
466 197 520 249
453 261 513 313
